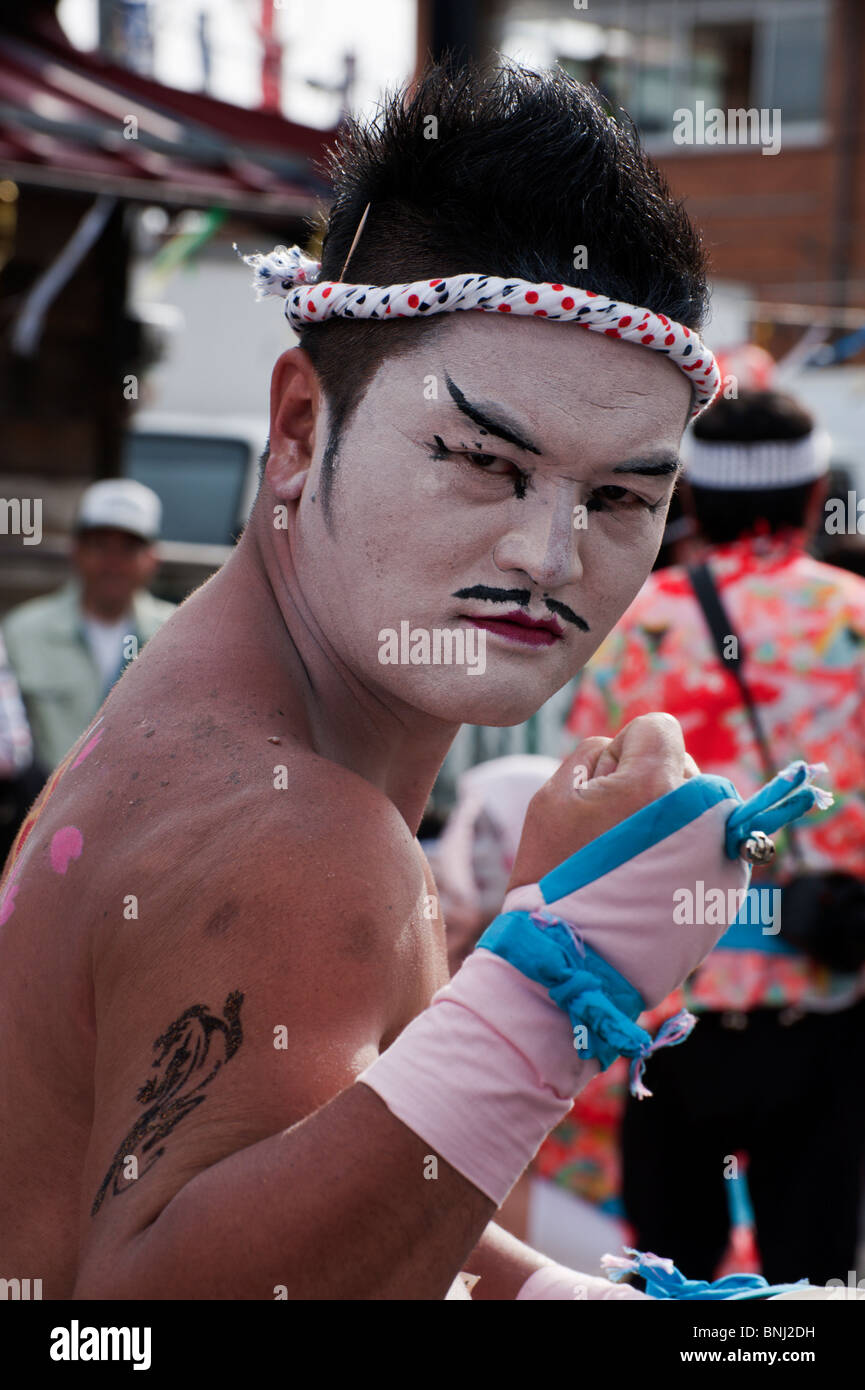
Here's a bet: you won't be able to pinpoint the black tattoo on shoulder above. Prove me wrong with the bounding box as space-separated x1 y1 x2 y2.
91 990 244 1216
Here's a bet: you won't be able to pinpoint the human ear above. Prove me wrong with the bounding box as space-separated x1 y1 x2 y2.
266 347 321 501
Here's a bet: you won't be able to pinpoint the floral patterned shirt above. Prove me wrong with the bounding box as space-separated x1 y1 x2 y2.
565 529 865 1015
536 531 865 1209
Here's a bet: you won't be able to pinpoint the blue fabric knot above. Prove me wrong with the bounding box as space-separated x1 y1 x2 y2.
546 976 652 1069
603 1248 811 1300
476 909 694 1092
724 759 833 860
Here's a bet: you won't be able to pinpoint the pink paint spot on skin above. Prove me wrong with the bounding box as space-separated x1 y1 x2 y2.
0 869 21 926
71 722 104 768
50 826 84 875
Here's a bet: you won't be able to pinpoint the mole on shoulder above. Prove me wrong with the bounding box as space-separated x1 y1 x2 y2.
204 900 241 938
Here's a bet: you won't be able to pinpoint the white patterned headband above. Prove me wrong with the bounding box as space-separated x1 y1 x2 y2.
684 429 832 489
239 242 721 419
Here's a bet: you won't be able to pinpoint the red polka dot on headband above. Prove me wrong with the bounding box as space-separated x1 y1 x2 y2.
238 243 721 417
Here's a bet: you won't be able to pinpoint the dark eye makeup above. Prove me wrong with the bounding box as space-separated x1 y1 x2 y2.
427 437 665 513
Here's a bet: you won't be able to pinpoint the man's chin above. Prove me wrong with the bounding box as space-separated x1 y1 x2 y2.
369 654 576 727
423 689 559 729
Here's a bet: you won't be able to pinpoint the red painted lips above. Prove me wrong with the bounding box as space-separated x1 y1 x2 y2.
464 609 564 648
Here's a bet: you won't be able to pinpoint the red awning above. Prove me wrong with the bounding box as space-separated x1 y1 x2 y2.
0 28 338 217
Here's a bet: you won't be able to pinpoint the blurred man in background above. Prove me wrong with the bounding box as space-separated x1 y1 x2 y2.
566 388 865 1285
0 631 35 863
2 478 175 775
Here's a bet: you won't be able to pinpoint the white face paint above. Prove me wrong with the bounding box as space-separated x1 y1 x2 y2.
287 309 692 727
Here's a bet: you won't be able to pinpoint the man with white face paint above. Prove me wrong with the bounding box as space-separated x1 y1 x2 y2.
0 61 828 1302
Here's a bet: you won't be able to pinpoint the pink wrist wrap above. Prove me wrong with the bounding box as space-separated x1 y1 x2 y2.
502 794 744 1010
517 1264 651 1300
360 769 829 1211
358 949 599 1206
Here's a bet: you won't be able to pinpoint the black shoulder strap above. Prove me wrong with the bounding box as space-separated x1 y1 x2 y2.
686 561 805 865
686 562 775 779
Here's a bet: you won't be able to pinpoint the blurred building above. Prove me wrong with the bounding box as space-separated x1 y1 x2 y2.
0 0 336 609
481 0 864 369
458 0 865 555
3 0 864 609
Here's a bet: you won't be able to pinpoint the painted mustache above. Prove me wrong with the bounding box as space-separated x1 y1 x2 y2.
452 585 589 632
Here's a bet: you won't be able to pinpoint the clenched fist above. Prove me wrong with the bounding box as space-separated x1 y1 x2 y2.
508 713 700 895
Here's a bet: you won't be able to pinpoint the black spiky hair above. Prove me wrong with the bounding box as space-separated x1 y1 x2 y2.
264 56 710 517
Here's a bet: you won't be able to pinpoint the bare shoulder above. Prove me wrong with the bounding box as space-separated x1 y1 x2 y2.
89 737 444 1005
70 724 447 1247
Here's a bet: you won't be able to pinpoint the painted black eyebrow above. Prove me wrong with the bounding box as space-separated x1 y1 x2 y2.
611 456 682 478
445 373 542 455
441 376 680 479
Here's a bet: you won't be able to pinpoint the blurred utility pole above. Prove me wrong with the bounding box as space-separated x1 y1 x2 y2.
415 0 501 70
97 0 154 75
197 9 212 96
259 0 282 113
0 0 65 40
306 53 357 122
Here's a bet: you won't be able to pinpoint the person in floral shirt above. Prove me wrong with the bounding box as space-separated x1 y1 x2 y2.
565 389 865 1286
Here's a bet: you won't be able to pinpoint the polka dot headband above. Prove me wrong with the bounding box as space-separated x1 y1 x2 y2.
239 242 721 418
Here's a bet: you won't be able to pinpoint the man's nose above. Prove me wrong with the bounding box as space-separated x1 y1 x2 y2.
492 485 584 591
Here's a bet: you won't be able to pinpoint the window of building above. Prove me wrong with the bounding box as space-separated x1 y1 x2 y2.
501 0 828 145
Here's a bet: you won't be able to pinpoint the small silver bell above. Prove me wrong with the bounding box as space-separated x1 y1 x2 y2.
739 830 776 865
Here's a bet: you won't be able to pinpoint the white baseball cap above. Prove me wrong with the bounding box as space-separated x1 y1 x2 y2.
76 479 162 541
